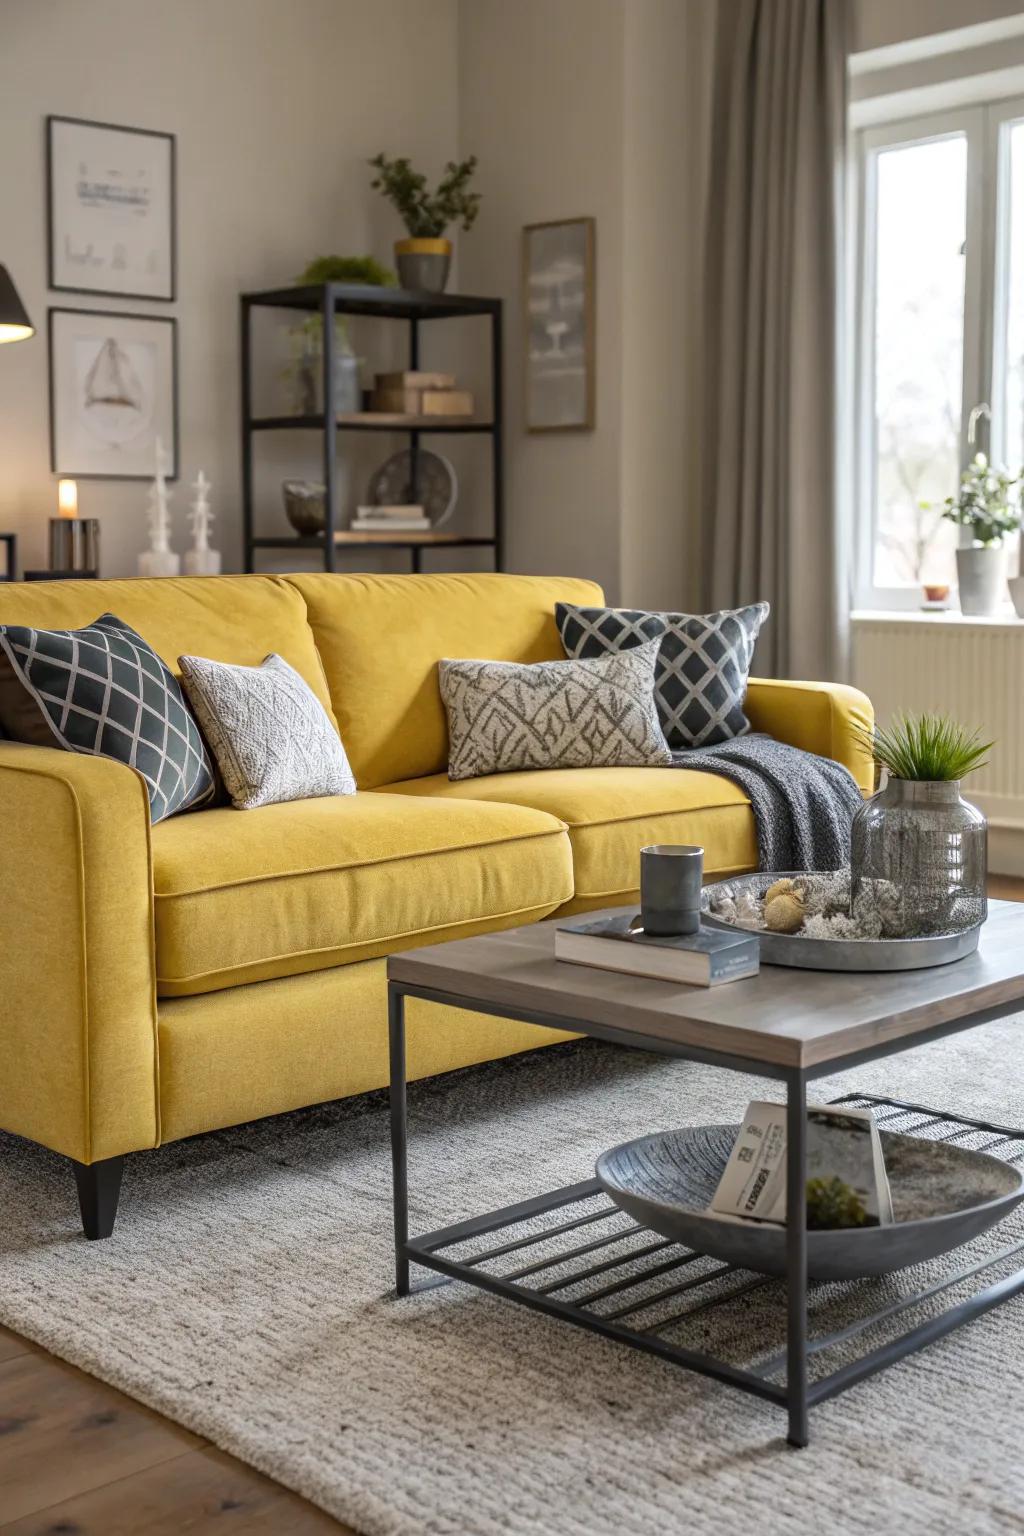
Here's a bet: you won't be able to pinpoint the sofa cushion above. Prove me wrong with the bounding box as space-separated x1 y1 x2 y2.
379 767 757 908
0 574 338 728
179 653 355 809
150 791 573 997
556 601 769 748
285 572 604 788
439 641 672 781
0 612 215 823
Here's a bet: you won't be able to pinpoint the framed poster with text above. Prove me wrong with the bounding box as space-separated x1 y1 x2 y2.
47 115 176 301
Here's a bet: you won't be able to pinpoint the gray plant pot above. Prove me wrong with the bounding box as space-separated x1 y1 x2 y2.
396 249 451 293
956 543 1006 615
1008 574 1024 618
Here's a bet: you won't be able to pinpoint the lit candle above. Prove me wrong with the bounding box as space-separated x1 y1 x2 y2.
57 479 78 519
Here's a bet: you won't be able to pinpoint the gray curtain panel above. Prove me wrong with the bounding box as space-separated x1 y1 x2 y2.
701 0 850 681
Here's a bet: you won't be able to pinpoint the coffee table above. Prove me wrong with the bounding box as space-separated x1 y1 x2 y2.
387 900 1024 1446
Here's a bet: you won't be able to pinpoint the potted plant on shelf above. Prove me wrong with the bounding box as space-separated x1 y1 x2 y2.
368 153 481 293
938 453 1022 616
852 713 990 939
284 255 397 416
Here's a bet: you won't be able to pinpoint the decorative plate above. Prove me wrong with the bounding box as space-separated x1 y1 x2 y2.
597 1124 1024 1281
367 449 457 528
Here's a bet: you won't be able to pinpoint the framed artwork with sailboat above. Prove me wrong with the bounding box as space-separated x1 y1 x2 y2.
48 308 178 479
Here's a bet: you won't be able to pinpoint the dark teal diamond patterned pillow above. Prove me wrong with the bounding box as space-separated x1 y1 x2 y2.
556 601 769 749
0 612 215 822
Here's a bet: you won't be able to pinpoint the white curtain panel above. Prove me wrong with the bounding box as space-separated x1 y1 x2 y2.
701 0 850 681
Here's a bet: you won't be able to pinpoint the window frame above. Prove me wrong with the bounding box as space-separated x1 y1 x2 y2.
853 107 986 609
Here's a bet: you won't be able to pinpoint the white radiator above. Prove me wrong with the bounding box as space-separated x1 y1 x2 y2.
851 612 1024 842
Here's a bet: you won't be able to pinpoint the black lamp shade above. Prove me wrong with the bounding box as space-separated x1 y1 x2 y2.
0 265 34 343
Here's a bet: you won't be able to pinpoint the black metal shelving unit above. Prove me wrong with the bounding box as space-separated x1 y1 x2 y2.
240 283 503 574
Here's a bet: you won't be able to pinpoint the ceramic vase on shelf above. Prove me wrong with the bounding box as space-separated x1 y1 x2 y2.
956 544 1006 616
850 777 987 939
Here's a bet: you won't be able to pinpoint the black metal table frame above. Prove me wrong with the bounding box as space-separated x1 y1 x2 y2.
387 979 1024 1447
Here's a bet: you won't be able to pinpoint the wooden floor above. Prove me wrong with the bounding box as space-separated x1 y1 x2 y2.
4 873 1024 1533
0 1327 354 1533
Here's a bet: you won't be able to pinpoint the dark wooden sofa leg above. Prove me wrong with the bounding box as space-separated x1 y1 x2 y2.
70 1155 125 1240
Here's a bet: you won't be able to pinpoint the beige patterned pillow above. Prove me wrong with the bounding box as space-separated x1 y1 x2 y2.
178 652 356 809
439 638 672 781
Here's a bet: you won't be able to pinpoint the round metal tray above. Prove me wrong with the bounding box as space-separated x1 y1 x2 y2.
597 1124 1024 1280
700 871 982 972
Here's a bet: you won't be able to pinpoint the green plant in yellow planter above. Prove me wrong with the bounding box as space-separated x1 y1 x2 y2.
369 153 481 293
851 712 990 939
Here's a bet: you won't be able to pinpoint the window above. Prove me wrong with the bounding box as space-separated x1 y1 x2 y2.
854 99 1024 607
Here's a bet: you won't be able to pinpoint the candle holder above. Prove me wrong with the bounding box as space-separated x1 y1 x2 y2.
48 518 100 576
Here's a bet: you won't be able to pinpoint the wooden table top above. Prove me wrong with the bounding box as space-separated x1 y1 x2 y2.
388 900 1024 1073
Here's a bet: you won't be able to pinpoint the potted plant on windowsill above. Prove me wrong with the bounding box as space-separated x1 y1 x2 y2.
937 454 1022 616
368 153 481 293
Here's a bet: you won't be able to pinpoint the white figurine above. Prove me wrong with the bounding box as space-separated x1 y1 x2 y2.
183 469 222 576
138 438 181 578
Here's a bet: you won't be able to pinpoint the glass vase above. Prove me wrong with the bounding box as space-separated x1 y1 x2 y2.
850 778 987 938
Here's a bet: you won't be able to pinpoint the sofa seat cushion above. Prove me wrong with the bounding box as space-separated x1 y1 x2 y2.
151 792 573 997
379 767 757 909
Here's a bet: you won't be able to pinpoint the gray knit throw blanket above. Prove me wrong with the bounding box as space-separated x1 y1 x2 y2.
672 734 864 872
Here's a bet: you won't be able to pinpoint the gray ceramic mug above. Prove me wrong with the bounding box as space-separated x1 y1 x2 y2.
640 845 704 936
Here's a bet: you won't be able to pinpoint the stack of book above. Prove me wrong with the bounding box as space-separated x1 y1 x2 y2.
369 370 475 418
555 911 759 987
350 504 431 534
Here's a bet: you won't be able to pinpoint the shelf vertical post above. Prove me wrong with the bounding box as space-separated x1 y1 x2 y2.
409 318 421 543
323 284 338 572
491 302 504 572
240 296 254 572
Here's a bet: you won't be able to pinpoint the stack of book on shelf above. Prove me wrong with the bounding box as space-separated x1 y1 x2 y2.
554 912 759 987
711 1101 894 1228
369 370 475 418
350 504 431 534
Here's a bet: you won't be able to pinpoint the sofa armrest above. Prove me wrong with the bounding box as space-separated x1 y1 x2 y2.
0 743 159 1163
745 678 874 794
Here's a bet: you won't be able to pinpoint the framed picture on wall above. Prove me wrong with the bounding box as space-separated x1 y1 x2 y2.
49 308 178 480
47 115 176 301
522 216 595 432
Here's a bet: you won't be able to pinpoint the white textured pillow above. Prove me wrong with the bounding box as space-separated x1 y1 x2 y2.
439 638 672 781
178 652 355 809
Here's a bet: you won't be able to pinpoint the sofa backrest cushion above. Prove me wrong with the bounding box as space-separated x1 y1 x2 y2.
286 572 604 787
0 575 338 728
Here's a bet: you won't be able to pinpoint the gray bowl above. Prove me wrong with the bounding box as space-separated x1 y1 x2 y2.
596 1124 1024 1281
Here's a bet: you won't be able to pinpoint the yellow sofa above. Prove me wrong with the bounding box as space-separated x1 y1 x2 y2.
0 571 873 1236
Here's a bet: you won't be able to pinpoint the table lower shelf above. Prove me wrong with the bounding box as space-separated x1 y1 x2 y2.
402 1094 1024 1420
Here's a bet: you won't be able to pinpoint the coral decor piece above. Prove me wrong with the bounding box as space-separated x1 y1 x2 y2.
138 437 180 578
183 470 221 576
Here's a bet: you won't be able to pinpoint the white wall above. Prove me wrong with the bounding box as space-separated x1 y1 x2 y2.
458 0 712 608
457 0 626 601
0 0 459 577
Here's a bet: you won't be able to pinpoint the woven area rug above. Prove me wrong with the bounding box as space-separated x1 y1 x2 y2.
3 1020 1024 1535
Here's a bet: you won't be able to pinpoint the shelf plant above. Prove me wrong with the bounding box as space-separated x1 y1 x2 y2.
368 153 481 292
284 256 396 415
